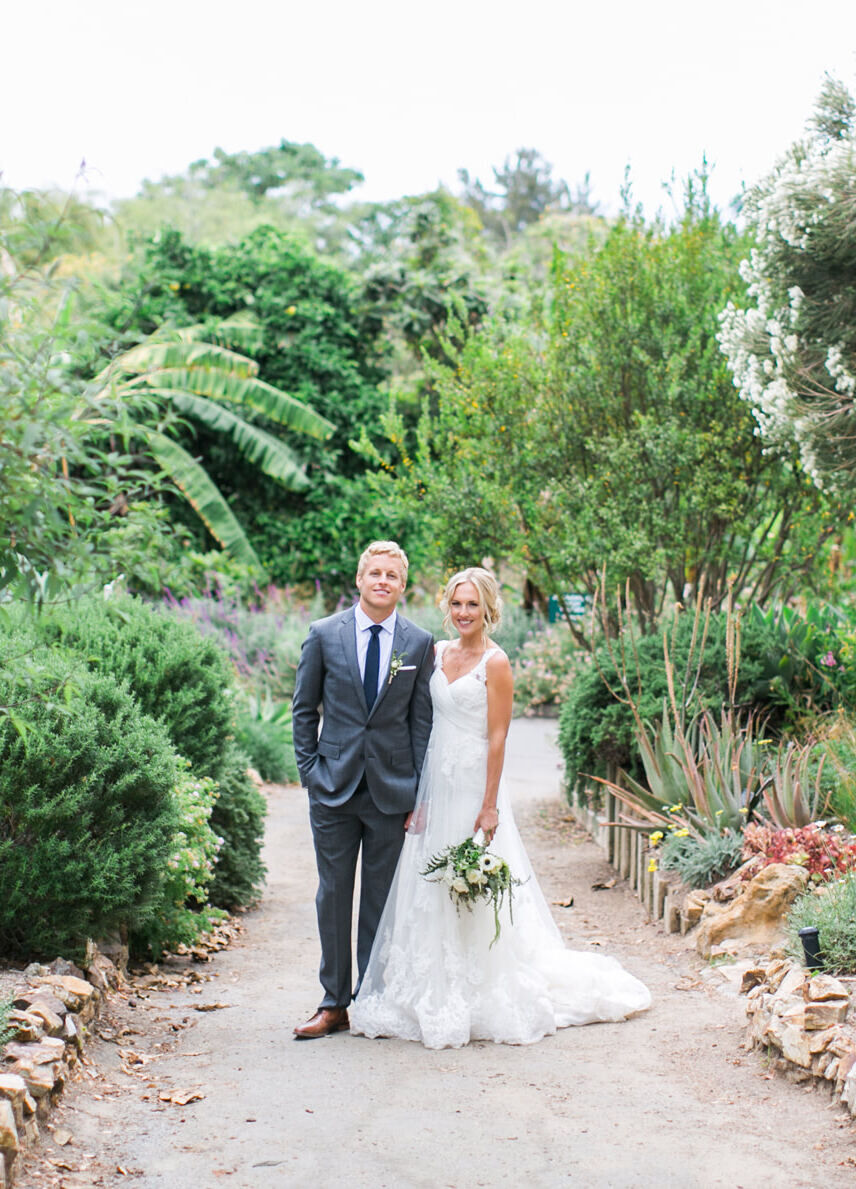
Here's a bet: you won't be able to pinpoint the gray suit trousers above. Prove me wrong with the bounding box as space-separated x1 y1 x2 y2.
309 785 406 1008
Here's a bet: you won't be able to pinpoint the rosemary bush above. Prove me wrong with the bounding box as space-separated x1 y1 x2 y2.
129 762 224 959
0 652 178 959
787 873 856 974
208 743 267 910
35 594 235 778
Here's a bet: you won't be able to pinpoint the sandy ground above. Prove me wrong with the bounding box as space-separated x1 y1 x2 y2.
16 720 856 1189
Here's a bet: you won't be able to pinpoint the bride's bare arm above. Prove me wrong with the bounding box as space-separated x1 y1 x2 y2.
474 651 514 841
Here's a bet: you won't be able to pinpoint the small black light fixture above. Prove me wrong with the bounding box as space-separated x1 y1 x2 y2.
798 925 823 971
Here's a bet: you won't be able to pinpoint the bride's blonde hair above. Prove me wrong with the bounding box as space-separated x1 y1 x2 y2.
440 567 503 637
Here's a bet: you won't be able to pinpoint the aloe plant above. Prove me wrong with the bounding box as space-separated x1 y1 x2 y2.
594 706 767 838
762 741 829 828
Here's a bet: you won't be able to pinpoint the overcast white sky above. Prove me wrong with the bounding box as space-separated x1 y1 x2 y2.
4 0 856 217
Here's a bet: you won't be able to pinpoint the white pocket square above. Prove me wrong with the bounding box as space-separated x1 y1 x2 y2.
397 665 417 671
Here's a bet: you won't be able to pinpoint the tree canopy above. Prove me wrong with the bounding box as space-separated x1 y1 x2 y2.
375 179 847 628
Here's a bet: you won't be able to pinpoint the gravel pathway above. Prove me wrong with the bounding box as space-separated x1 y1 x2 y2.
17 720 856 1188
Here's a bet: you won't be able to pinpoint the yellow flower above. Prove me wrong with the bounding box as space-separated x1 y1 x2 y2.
674 828 690 838
647 858 658 873
649 831 664 846
286 305 297 315
669 804 683 814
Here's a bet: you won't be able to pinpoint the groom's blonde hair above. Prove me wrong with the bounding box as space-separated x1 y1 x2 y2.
357 540 409 583
440 567 503 637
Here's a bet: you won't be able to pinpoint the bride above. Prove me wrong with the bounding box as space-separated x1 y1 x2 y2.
350 567 651 1049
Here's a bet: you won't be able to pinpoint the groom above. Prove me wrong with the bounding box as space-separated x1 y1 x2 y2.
292 541 434 1039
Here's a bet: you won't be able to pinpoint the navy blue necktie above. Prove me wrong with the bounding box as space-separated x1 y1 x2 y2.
363 624 382 710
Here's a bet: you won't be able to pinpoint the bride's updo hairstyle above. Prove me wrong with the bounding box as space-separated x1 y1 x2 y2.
440 567 503 638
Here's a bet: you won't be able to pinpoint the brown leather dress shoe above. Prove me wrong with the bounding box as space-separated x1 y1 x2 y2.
293 1007 350 1040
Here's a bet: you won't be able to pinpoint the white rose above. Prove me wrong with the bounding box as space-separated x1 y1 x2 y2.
452 877 469 894
466 868 483 885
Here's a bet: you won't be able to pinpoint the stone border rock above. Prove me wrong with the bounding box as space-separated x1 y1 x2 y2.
742 957 856 1116
572 791 856 1119
0 950 120 1186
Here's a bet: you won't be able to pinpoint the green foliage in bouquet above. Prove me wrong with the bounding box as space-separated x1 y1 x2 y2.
130 762 224 960
422 835 520 948
208 743 267 910
35 594 235 778
0 652 178 960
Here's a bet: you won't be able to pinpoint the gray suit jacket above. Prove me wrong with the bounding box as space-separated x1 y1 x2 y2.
292 606 434 814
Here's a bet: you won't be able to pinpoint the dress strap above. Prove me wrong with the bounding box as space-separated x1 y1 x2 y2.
475 646 502 681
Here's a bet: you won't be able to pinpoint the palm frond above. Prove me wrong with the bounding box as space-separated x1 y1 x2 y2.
157 391 309 489
94 340 258 386
129 368 334 439
142 429 262 569
177 316 264 355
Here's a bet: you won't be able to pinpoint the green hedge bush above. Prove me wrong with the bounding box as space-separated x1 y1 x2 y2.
129 762 224 960
35 595 235 778
208 743 267 910
558 610 791 790
0 651 178 960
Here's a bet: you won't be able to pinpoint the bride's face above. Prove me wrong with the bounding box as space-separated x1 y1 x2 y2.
449 582 484 640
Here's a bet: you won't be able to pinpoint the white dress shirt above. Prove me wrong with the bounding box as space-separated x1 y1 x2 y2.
354 605 397 703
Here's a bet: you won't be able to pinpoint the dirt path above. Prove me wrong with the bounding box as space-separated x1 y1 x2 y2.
19 721 856 1188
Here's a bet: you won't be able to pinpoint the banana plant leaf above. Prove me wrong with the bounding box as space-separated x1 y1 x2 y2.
142 430 261 569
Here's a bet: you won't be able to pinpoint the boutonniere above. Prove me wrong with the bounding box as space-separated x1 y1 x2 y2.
388 650 413 684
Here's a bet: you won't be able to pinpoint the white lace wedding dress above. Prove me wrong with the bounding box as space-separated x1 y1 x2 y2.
350 641 651 1049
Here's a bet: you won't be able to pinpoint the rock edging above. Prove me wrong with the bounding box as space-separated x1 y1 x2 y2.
742 957 856 1116
0 951 120 1186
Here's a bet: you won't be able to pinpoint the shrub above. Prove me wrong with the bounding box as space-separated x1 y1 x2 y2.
0 998 14 1046
35 594 235 778
234 693 298 784
512 625 583 716
657 829 745 890
130 762 224 960
816 714 856 833
787 873 856 974
163 584 324 703
558 608 791 791
208 743 267 910
0 652 178 960
749 602 856 721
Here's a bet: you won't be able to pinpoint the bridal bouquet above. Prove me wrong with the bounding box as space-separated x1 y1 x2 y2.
421 832 520 948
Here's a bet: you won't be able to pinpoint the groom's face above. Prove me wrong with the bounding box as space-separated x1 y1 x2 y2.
356 552 406 620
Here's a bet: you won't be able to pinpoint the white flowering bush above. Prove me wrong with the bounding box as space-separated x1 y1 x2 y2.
719 76 856 490
512 624 583 714
130 760 224 958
